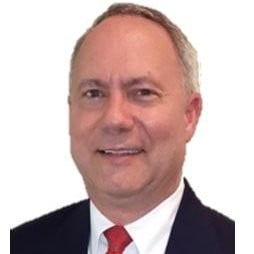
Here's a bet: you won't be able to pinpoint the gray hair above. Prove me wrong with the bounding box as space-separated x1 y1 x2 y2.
70 3 200 93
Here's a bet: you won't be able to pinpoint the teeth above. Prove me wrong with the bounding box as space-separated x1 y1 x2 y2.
102 149 141 155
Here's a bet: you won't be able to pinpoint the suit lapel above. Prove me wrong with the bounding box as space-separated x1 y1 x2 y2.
164 179 222 254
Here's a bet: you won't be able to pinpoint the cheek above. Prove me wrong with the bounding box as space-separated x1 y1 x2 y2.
69 110 80 137
140 108 187 163
70 115 95 180
142 110 184 141
70 110 93 139
69 112 92 161
145 111 187 171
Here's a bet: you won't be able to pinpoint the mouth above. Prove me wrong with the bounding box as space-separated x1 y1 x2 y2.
97 148 144 156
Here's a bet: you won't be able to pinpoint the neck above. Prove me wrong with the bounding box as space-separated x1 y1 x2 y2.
88 176 182 225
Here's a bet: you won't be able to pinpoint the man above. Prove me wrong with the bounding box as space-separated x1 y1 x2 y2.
11 3 234 254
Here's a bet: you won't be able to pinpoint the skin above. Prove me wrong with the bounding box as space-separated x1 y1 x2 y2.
69 15 202 224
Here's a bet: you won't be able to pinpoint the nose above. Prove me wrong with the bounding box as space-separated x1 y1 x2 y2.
100 92 134 134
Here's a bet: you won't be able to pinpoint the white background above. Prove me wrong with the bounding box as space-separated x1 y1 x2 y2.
1 0 253 253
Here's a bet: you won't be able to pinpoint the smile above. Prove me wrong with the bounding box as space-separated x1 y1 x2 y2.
98 148 144 156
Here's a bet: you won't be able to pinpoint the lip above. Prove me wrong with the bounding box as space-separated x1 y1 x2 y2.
96 147 144 165
97 148 144 155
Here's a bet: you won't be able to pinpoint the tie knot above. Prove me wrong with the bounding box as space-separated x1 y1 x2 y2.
104 225 132 254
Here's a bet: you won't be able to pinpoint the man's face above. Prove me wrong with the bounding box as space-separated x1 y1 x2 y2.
69 16 201 204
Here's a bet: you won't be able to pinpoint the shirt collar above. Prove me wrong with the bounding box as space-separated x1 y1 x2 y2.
126 178 184 253
89 177 184 254
89 201 114 253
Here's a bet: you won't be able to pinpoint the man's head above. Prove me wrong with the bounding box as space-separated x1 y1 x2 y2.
68 3 202 216
70 3 199 94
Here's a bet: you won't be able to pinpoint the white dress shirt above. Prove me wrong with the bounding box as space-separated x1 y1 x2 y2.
88 178 184 254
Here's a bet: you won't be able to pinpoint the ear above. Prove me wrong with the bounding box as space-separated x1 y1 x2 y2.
184 92 202 142
68 95 72 106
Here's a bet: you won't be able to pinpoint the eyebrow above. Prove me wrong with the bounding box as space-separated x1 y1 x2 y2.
124 76 161 88
77 79 107 91
77 75 161 90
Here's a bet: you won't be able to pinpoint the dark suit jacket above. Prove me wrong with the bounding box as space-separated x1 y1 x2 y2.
11 180 235 254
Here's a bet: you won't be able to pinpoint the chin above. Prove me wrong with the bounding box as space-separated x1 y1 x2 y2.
103 182 143 198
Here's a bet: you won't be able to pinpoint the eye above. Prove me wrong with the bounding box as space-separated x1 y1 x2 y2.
82 89 104 98
129 87 161 104
136 89 155 96
133 88 159 100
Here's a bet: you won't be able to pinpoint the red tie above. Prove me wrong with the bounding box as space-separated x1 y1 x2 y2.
104 225 132 254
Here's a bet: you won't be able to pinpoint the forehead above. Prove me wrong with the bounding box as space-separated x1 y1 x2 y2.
72 15 183 88
87 15 171 43
78 15 179 61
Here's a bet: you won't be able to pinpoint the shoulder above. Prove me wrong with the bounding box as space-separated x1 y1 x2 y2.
203 205 235 251
11 200 89 234
11 200 90 254
184 179 234 234
178 179 235 253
